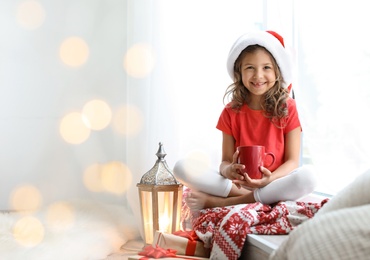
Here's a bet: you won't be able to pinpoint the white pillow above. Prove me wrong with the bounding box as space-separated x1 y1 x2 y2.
269 204 370 260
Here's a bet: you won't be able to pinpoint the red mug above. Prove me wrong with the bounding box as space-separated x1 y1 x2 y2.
237 145 275 179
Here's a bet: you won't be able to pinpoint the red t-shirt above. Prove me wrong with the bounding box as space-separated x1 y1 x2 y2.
216 98 301 171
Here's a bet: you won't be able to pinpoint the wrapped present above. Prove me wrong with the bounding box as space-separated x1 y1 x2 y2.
152 231 210 258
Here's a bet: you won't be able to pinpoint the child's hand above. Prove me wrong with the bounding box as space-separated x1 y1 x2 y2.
224 150 245 188
232 166 272 189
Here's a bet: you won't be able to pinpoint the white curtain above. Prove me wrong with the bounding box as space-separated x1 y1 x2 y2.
0 0 132 210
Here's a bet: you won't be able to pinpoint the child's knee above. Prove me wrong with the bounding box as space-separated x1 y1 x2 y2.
293 165 318 193
173 159 186 182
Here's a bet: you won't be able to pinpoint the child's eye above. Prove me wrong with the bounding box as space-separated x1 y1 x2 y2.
264 66 272 70
246 66 254 70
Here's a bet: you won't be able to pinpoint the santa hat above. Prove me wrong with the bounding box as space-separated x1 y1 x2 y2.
226 30 293 89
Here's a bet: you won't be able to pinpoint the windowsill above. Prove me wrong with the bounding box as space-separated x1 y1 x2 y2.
247 234 288 254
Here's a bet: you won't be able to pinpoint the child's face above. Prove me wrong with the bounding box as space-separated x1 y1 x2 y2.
240 48 277 100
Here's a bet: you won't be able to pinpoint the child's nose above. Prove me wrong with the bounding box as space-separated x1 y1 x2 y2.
254 69 263 79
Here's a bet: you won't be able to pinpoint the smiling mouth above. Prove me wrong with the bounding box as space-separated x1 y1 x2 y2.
252 82 265 87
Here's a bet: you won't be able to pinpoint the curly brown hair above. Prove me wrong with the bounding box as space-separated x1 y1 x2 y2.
223 45 290 127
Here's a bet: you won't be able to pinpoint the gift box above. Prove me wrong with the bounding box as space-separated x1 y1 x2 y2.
152 231 210 258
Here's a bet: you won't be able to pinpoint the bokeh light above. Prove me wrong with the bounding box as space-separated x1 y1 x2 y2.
10 184 42 211
101 161 132 194
16 0 46 30
13 216 44 247
46 201 75 231
83 163 104 192
112 105 143 136
82 99 112 131
60 112 91 144
123 43 155 78
83 161 132 195
59 37 89 67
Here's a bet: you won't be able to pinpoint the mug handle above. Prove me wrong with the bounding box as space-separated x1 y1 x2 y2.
264 152 275 168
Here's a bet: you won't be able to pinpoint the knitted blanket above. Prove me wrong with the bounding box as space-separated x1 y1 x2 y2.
184 192 328 260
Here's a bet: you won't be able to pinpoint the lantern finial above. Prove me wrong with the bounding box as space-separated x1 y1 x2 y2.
156 142 166 161
138 142 180 185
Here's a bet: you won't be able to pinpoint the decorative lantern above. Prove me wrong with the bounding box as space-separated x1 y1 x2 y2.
137 142 183 245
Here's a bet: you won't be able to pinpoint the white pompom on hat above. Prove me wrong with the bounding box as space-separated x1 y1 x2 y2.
226 30 293 89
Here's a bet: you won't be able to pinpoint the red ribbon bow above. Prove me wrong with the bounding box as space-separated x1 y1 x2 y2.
138 245 177 259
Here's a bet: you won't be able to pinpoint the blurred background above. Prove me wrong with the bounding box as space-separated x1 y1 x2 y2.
1 0 370 233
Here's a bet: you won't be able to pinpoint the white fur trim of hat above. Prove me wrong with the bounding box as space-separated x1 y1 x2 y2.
226 30 293 88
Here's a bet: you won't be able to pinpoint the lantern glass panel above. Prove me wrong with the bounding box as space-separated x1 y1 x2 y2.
157 191 174 232
175 189 182 230
139 190 154 244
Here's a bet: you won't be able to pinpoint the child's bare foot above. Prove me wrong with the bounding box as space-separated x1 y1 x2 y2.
186 191 226 210
186 190 256 210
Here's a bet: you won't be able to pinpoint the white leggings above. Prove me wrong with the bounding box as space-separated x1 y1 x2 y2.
173 158 317 205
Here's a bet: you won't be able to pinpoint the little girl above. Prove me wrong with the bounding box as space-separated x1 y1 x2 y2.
174 30 317 210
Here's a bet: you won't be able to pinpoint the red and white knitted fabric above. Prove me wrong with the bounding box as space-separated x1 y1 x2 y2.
183 188 328 260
